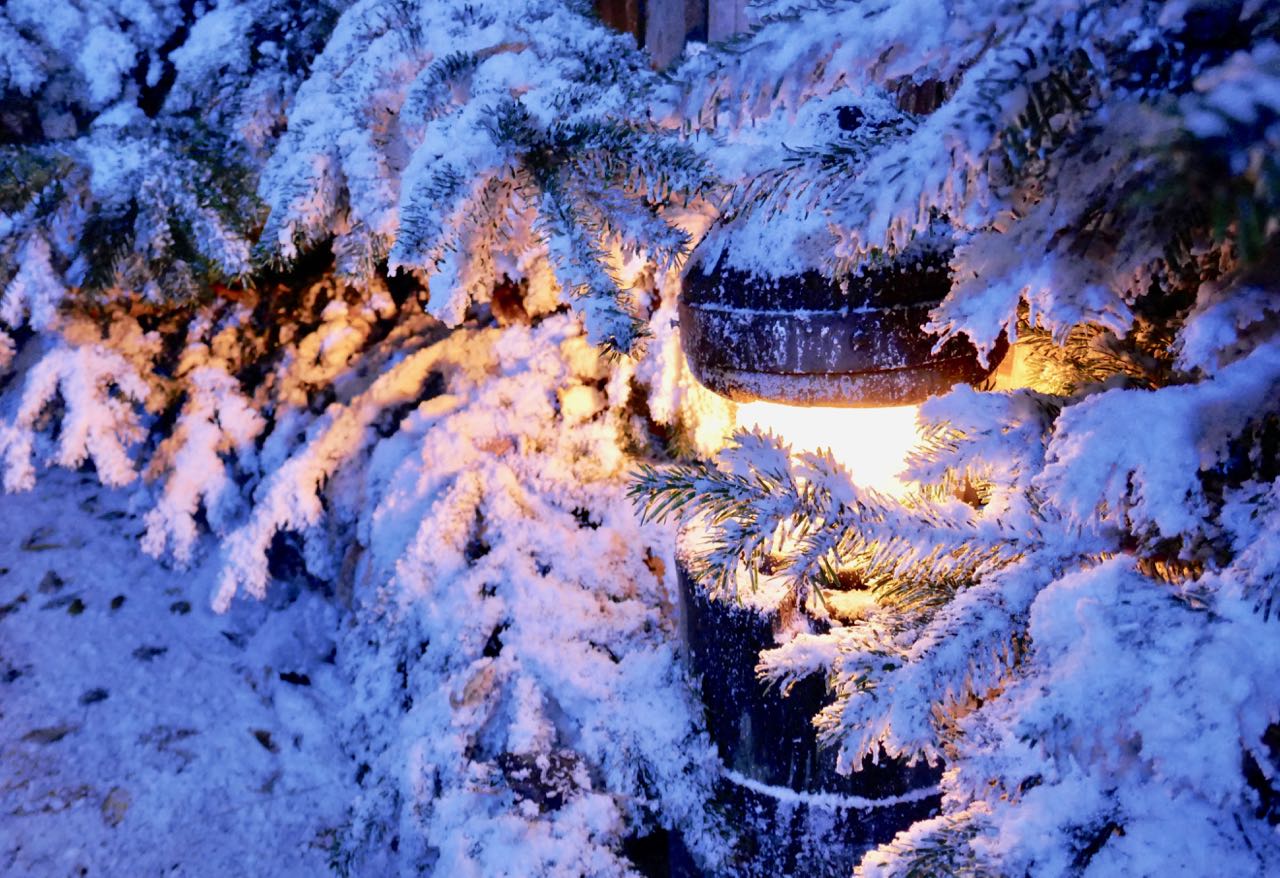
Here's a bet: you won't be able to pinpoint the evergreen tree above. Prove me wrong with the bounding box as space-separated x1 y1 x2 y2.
0 2 728 873
639 1 1280 874
1 0 1277 874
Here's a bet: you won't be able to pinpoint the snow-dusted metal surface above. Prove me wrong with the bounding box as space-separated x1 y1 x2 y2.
680 254 996 406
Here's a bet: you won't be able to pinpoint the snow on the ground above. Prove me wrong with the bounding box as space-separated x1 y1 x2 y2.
0 468 356 877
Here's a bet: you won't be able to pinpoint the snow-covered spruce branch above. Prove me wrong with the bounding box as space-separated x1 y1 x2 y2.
260 0 711 355
212 323 474 611
305 316 729 874
632 426 1028 607
759 560 1046 769
678 1 1277 357
0 325 156 492
0 0 330 308
141 362 265 567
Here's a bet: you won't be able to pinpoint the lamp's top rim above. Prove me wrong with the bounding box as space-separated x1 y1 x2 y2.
678 241 999 407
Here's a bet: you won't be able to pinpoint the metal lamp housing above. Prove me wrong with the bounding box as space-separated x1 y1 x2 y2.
680 249 996 407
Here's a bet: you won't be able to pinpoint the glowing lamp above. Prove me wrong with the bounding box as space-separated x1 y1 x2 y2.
683 247 1003 493
670 246 970 871
734 400 920 496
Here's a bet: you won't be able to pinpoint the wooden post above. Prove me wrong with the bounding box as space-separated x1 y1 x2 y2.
708 0 749 42
595 0 644 45
597 0 749 68
645 0 689 68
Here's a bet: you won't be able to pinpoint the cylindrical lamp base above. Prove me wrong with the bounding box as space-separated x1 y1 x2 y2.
678 559 941 874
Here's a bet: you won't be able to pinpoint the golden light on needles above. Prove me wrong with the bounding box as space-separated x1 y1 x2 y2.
734 401 921 497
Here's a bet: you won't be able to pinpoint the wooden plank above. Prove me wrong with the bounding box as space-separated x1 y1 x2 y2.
646 0 687 68
595 0 643 45
598 0 745 67
708 0 749 41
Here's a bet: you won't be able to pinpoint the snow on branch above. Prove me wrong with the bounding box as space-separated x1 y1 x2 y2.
213 328 477 611
0 329 152 491
260 0 706 354
1 234 66 329
634 425 1022 608
142 362 264 567
318 316 728 872
1038 340 1280 542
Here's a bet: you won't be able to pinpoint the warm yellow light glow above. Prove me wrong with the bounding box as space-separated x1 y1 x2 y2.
735 401 921 497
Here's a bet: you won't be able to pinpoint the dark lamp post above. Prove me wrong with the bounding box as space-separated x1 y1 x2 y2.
669 246 980 875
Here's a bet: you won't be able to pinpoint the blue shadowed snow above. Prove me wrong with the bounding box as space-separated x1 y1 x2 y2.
0 468 356 876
